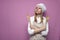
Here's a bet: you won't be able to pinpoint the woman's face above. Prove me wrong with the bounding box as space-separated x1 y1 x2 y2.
34 7 42 15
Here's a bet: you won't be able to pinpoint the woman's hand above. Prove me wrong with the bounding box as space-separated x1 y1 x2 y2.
46 16 49 22
30 23 46 34
30 24 38 29
34 26 46 34
27 15 30 22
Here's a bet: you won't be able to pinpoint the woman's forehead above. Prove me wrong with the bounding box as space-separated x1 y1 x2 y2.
35 6 41 9
34 5 41 9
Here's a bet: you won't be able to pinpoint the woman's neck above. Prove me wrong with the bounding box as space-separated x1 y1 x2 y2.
37 15 41 17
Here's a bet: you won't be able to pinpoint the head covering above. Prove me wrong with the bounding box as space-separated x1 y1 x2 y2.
36 3 46 13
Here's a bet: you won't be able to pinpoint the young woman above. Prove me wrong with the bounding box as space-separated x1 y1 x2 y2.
27 3 49 40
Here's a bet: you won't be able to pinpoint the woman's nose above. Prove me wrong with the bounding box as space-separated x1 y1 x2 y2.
35 8 39 11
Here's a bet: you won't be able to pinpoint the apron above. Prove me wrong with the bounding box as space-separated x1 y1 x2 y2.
30 33 46 40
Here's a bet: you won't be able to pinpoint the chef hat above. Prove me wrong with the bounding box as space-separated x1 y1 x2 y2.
36 3 46 13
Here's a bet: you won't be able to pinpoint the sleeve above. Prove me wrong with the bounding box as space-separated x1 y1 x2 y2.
27 16 35 35
28 22 34 35
41 17 49 36
41 22 49 36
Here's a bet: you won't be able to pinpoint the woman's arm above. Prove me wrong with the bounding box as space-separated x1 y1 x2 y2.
30 17 47 34
30 24 46 34
28 22 35 35
27 16 46 34
41 22 49 36
30 21 46 33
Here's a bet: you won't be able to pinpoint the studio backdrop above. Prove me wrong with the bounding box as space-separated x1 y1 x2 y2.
0 0 60 40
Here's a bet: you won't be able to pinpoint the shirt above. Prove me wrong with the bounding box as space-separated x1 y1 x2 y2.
28 16 49 36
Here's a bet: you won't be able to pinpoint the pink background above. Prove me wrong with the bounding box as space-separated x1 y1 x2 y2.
0 0 60 40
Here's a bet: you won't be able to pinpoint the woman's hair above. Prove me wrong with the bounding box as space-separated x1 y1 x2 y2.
34 3 47 23
34 12 43 23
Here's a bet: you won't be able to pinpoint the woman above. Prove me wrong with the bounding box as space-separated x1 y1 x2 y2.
27 3 49 40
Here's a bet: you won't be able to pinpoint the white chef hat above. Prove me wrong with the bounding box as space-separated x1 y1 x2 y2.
36 3 46 13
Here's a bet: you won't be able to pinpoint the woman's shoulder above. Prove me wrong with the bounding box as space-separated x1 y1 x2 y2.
30 16 34 19
43 16 46 19
30 16 34 18
43 16 46 22
30 16 35 21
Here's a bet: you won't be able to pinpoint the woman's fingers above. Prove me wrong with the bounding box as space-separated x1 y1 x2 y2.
27 15 30 22
46 16 49 21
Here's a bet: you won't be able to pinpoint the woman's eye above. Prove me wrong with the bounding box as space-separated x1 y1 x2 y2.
35 7 37 9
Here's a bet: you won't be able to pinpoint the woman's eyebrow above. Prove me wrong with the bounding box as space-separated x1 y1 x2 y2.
39 8 41 9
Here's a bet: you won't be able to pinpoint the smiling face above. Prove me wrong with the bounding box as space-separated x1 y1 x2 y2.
34 6 42 15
